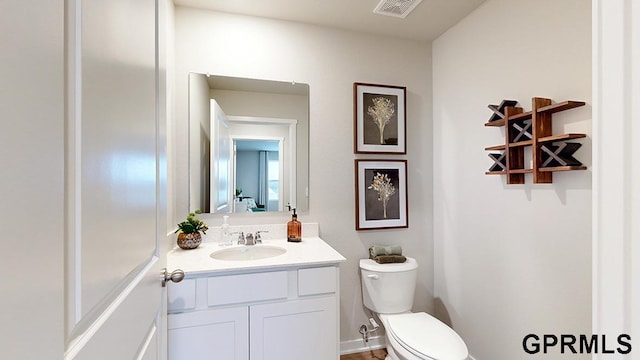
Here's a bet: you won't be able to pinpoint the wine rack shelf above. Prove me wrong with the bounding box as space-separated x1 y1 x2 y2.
485 97 586 184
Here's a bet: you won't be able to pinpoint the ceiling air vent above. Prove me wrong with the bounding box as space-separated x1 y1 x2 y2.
373 0 424 18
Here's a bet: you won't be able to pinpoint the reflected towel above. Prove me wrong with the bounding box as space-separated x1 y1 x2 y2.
372 255 407 264
369 245 403 258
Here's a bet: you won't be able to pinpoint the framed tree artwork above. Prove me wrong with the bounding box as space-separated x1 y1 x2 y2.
354 82 406 154
355 159 408 230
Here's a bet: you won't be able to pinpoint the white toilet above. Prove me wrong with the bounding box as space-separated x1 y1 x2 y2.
360 257 469 360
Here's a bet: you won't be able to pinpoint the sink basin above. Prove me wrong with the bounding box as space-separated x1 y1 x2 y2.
210 245 287 261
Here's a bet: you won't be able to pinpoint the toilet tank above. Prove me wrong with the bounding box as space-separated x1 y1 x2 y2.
360 257 418 314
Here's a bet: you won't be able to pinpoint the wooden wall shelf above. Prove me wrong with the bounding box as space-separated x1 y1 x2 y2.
538 165 587 172
485 144 506 151
485 119 506 127
485 97 587 184
538 133 586 143
510 169 534 174
509 140 533 148
538 101 585 114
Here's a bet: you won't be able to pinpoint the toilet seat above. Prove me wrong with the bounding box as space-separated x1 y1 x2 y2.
385 312 468 360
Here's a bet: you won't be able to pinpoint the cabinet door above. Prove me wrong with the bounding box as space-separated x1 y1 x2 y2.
250 296 338 360
168 306 249 360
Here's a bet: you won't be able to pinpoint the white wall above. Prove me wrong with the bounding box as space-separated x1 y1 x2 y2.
173 7 432 348
432 0 591 359
236 151 261 199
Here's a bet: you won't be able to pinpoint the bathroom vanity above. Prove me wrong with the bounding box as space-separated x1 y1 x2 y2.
166 225 345 360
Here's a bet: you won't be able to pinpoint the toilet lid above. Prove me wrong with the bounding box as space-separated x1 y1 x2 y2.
386 313 468 360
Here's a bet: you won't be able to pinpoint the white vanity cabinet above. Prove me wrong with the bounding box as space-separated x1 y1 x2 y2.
249 296 336 360
168 306 249 360
167 265 340 360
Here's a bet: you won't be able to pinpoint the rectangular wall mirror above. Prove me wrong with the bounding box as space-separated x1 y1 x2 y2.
188 73 309 214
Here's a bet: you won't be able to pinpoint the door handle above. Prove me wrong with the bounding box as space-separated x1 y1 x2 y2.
162 268 185 287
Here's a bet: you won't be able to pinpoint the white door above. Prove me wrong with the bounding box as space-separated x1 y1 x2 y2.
1 0 66 358
2 0 169 359
63 0 169 359
210 100 232 213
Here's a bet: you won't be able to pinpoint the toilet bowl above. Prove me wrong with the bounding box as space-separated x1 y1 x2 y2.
360 258 468 360
380 312 468 360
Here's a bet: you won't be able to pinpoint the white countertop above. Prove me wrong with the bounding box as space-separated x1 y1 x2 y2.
167 236 346 276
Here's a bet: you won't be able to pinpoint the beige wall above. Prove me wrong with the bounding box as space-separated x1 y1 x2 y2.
173 6 433 348
432 0 591 359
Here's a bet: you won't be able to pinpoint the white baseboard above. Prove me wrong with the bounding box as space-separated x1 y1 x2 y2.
340 335 386 355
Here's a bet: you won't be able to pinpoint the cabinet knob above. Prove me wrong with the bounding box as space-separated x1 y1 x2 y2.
162 268 185 287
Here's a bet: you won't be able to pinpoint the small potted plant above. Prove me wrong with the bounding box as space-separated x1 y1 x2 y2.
175 211 208 250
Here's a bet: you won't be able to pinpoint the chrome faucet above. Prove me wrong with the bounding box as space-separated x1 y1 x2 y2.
234 232 245 245
255 230 268 244
234 231 269 246
245 233 255 246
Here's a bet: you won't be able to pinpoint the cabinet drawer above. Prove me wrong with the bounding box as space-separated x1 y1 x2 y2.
168 278 196 312
298 267 337 296
208 271 288 306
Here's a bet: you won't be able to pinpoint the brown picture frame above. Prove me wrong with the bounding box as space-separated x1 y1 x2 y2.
355 159 408 230
354 82 407 154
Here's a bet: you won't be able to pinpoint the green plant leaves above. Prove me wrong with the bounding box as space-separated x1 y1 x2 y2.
175 212 208 234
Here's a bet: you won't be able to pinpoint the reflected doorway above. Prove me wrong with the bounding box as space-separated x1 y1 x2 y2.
232 139 283 212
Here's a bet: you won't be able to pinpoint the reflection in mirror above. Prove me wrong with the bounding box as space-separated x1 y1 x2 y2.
234 139 280 213
189 73 309 214
226 115 296 213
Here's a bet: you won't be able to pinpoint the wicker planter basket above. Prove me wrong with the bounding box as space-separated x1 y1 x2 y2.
177 232 202 250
